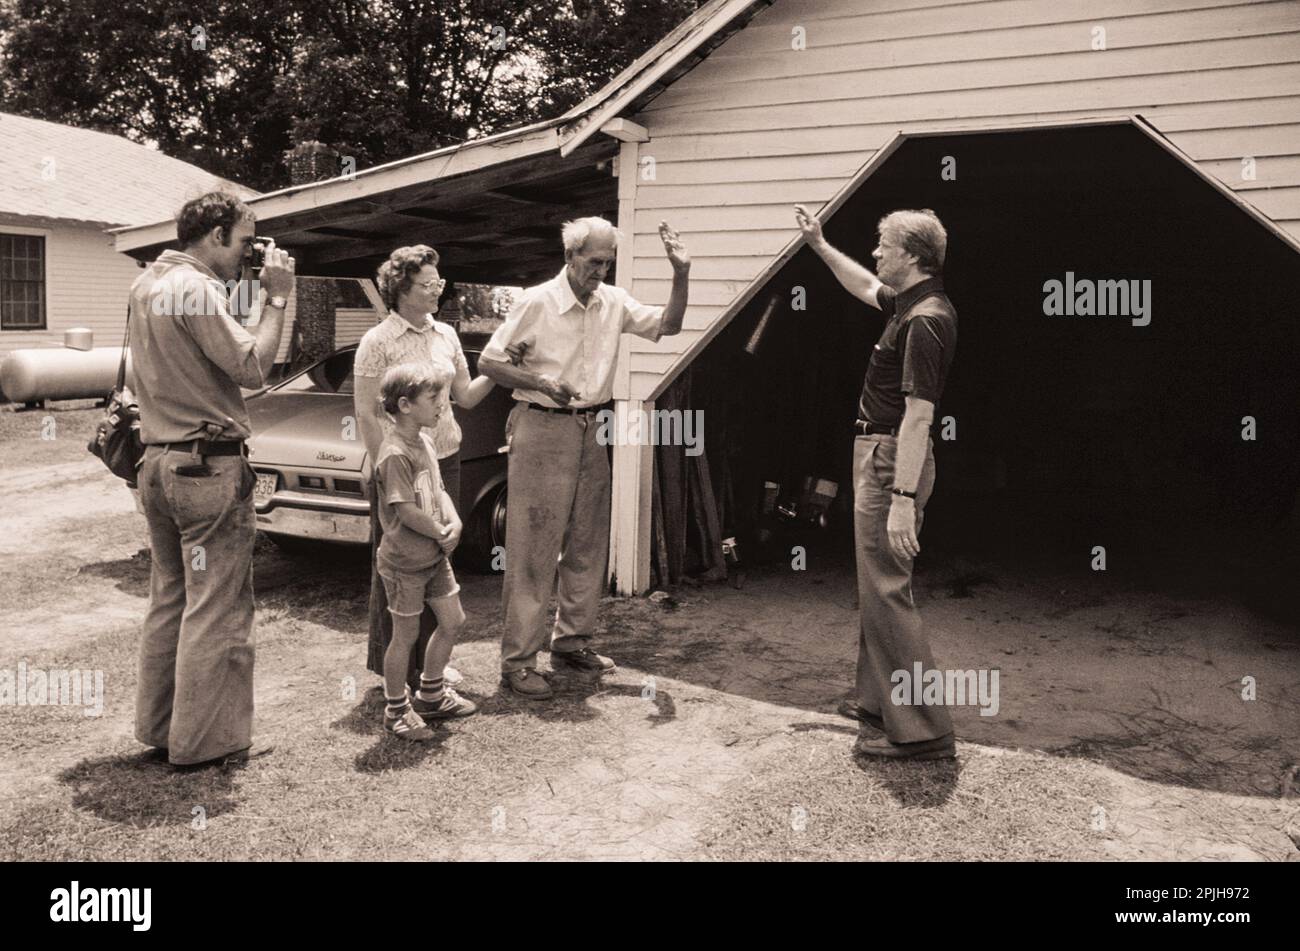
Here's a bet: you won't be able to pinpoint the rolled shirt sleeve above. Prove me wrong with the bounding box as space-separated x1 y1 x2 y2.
176 274 264 389
616 287 665 342
481 291 543 364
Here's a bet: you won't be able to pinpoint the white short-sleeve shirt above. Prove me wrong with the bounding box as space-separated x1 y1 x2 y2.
480 269 663 408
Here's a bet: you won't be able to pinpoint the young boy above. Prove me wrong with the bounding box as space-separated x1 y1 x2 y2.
374 363 478 740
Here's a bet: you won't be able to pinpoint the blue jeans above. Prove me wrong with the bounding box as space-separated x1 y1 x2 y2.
852 434 953 743
135 445 258 764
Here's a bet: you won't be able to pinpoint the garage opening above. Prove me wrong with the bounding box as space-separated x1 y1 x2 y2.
653 122 1300 622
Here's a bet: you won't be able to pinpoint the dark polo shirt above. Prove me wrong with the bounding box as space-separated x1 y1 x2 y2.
858 276 958 429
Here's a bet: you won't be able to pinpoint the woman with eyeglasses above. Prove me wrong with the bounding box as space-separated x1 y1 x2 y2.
353 244 508 692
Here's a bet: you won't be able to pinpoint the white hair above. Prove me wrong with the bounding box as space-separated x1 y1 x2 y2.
561 216 623 255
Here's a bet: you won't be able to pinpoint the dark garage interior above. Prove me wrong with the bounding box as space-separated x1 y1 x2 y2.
655 123 1300 623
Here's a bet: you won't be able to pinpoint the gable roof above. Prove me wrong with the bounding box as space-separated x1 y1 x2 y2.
0 111 255 228
113 0 773 255
557 0 775 156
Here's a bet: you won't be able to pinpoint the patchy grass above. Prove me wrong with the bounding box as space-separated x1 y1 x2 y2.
699 734 1112 861
3 432 1297 861
0 403 102 470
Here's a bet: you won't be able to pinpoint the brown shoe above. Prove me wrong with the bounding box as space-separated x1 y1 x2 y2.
551 647 615 673
501 668 553 699
836 698 885 731
853 734 956 761
173 742 275 771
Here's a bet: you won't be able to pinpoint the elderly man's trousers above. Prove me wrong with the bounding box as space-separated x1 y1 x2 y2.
500 404 610 672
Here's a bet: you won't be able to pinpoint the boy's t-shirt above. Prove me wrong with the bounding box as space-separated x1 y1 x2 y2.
375 431 447 574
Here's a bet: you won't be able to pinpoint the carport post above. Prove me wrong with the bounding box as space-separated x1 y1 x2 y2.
607 122 654 595
609 402 655 595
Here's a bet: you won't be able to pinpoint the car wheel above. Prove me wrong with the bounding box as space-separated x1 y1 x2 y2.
458 483 507 572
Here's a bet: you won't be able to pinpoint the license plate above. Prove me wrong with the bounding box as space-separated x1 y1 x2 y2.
253 472 278 506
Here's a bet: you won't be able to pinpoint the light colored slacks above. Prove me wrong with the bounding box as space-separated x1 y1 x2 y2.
135 445 257 765
853 433 954 743
500 404 610 672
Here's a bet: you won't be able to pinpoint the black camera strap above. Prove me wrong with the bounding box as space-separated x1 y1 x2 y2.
116 304 130 392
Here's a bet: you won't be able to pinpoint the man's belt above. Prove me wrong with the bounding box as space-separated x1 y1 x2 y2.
526 400 614 417
160 439 247 456
854 419 899 437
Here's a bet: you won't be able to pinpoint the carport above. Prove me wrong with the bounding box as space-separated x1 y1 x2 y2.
654 119 1300 618
114 119 621 286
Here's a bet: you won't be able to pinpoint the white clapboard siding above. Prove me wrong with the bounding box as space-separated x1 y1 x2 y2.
621 0 1300 400
0 219 141 355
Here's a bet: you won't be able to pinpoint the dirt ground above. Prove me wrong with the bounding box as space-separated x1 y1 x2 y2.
1 406 1298 861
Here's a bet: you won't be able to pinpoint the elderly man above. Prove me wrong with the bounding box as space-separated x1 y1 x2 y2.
130 192 295 768
478 217 690 698
796 204 959 761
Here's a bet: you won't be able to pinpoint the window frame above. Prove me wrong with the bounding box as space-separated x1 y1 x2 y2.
0 231 48 332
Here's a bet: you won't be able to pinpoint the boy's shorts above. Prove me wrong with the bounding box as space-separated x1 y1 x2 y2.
378 558 460 616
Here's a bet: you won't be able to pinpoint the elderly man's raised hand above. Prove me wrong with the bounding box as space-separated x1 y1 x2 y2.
658 221 690 273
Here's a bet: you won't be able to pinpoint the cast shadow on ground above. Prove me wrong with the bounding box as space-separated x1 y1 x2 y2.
480 669 678 726
333 686 456 772
790 719 962 805
613 563 1299 801
57 751 242 827
76 548 151 598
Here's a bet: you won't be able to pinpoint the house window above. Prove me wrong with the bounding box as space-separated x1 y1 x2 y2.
1 234 46 330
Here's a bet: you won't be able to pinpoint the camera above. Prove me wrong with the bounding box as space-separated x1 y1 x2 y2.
246 237 271 271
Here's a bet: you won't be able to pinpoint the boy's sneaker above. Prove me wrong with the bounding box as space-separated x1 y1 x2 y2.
411 687 478 719
384 706 436 741
551 647 616 673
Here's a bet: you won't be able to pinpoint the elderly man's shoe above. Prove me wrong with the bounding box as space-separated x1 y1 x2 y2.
551 647 615 673
501 668 553 699
853 734 956 761
836 698 885 731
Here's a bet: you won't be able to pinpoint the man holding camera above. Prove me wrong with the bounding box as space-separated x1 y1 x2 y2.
129 192 295 768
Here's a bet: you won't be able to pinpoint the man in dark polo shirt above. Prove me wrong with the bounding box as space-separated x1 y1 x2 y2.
129 192 295 768
796 204 958 761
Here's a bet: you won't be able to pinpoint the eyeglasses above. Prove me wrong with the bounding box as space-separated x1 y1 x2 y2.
415 278 446 292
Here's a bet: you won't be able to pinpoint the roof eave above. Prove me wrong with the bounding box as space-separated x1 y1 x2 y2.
111 117 572 254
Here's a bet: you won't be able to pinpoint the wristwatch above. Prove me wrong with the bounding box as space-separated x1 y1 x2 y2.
267 295 288 309
891 488 917 499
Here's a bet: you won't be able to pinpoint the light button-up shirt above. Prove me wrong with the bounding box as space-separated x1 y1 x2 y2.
481 269 663 408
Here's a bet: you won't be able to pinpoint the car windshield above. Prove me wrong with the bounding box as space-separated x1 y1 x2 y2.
269 343 483 396
274 350 355 395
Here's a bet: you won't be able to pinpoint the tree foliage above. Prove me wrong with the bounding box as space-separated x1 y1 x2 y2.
0 0 704 191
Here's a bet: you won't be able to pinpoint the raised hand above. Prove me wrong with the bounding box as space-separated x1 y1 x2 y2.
658 221 690 272
794 204 824 246
258 240 296 299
